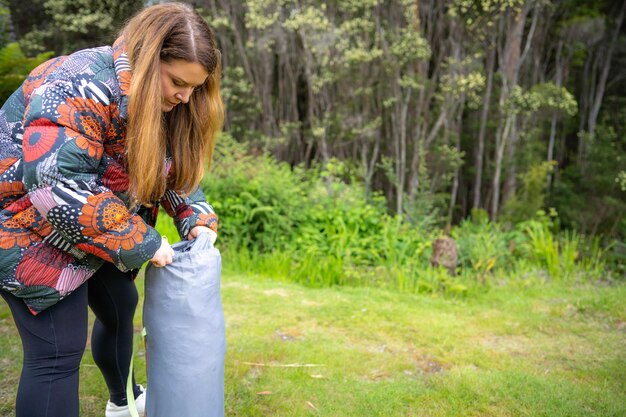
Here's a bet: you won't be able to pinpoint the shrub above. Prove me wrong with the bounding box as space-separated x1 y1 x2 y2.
451 209 513 280
202 133 308 252
0 43 52 104
201 135 440 291
198 137 611 293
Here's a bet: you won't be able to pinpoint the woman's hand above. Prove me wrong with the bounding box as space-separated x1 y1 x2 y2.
187 226 217 244
150 236 175 267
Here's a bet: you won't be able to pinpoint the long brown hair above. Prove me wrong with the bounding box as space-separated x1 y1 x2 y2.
122 2 223 206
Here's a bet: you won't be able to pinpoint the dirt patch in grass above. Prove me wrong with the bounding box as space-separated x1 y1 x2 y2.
415 356 446 374
408 349 448 375
478 334 531 356
365 368 393 381
274 328 304 341
263 288 290 297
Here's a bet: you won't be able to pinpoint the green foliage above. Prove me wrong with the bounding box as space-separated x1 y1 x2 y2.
202 133 307 253
452 209 512 278
220 66 262 145
202 136 449 293
605 236 625 277
0 2 10 49
244 0 280 31
501 161 556 224
199 0 622 245
46 0 114 34
438 54 486 108
201 140 614 296
449 0 526 18
550 122 625 240
577 235 610 279
282 4 331 32
12 0 142 55
506 83 578 117
523 220 576 281
616 171 626 191
514 209 614 282
390 28 431 65
0 43 52 104
154 208 180 244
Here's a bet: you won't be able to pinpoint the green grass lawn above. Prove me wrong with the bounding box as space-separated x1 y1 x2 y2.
1 272 625 416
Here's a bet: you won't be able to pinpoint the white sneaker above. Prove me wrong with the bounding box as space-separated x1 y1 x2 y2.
105 385 146 417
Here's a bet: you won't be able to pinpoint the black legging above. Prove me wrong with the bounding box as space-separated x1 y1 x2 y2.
1 262 143 417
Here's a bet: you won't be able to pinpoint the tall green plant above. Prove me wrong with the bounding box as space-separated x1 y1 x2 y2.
523 219 581 281
452 209 512 281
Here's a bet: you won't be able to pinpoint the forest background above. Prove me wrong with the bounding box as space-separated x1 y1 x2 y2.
1 0 625 297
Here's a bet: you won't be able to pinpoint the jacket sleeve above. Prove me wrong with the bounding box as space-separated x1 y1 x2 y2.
22 77 161 271
160 186 218 241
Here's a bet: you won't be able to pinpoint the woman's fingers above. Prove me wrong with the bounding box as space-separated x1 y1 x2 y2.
150 236 175 267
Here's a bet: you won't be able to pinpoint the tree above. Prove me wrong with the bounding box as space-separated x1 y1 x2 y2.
8 0 143 55
193 0 625 236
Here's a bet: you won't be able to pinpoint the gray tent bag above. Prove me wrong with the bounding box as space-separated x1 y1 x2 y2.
143 232 226 417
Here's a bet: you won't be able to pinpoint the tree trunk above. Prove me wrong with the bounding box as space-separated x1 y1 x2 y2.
502 4 537 208
490 3 531 220
473 39 496 209
448 96 464 223
502 117 519 206
587 1 625 137
393 87 411 214
491 113 511 220
578 1 625 163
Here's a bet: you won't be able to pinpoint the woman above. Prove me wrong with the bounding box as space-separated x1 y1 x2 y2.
0 3 223 416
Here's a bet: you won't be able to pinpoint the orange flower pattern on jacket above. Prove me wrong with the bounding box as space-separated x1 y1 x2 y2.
57 97 108 160
0 226 35 249
0 206 48 249
79 193 146 251
104 103 126 157
197 212 219 233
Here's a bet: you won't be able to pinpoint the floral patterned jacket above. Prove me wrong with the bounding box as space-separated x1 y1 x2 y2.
0 38 218 314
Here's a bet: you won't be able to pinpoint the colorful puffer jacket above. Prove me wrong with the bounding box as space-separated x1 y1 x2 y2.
0 38 218 314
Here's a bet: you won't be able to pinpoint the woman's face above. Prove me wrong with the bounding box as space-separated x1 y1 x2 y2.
159 59 209 112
